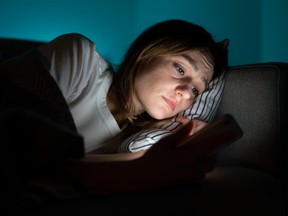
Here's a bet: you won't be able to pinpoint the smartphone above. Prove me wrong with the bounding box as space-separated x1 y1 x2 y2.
177 114 243 156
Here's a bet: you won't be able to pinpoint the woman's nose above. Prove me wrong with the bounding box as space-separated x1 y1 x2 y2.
176 86 193 100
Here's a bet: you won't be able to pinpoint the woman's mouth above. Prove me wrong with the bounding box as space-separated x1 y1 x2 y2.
162 96 177 111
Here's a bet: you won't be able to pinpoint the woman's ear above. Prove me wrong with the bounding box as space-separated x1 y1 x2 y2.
221 39 230 49
215 39 230 72
215 39 229 56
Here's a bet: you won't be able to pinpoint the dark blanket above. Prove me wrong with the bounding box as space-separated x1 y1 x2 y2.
0 48 77 131
0 49 84 209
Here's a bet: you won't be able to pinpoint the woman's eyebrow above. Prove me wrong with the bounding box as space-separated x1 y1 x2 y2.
181 54 208 89
181 54 199 71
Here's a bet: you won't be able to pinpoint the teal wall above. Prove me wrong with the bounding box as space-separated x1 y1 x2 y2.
1 0 287 66
262 0 288 63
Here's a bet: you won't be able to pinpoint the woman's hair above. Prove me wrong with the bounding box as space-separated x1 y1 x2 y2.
112 19 229 127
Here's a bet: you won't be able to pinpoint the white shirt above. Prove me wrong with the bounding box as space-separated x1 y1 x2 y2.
37 33 121 153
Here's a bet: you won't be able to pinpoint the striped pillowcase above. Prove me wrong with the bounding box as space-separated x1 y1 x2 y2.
118 72 226 153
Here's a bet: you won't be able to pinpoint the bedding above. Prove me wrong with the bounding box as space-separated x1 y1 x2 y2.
0 48 84 158
0 48 85 206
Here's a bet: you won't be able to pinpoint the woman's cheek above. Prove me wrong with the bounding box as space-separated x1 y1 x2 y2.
178 101 194 114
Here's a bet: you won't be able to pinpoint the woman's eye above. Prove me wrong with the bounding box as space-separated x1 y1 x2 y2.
175 64 185 75
192 87 199 96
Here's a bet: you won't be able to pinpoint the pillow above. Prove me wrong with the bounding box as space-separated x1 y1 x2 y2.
118 71 226 153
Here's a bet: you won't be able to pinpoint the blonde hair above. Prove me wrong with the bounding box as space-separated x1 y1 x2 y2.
111 19 228 130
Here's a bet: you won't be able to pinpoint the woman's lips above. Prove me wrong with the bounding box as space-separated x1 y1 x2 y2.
163 96 177 111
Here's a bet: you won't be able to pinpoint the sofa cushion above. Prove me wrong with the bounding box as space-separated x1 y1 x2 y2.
0 38 44 62
192 166 285 216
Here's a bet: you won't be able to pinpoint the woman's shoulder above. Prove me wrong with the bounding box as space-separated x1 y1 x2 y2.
59 33 95 48
37 33 96 59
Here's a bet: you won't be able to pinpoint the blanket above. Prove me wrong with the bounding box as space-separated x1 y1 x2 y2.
0 49 84 208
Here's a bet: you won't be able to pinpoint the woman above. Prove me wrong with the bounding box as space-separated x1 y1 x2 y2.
0 19 228 204
37 19 228 155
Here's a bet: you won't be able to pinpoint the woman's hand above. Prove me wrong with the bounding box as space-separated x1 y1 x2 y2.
175 117 208 136
134 121 216 190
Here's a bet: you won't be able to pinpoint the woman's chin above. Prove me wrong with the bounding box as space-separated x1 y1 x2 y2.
150 113 174 120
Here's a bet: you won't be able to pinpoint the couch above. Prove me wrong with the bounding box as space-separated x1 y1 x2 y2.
0 38 287 216
205 62 287 216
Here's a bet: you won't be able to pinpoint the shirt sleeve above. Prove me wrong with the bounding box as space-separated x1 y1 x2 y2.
37 33 101 104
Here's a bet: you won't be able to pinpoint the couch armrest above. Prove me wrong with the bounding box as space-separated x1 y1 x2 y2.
217 62 288 182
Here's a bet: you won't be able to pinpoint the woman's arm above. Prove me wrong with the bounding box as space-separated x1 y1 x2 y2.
59 121 215 193
84 151 146 162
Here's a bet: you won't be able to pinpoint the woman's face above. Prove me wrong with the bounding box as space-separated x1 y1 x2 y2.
134 50 213 120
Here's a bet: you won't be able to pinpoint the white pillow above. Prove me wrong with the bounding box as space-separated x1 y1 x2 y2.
118 72 226 153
